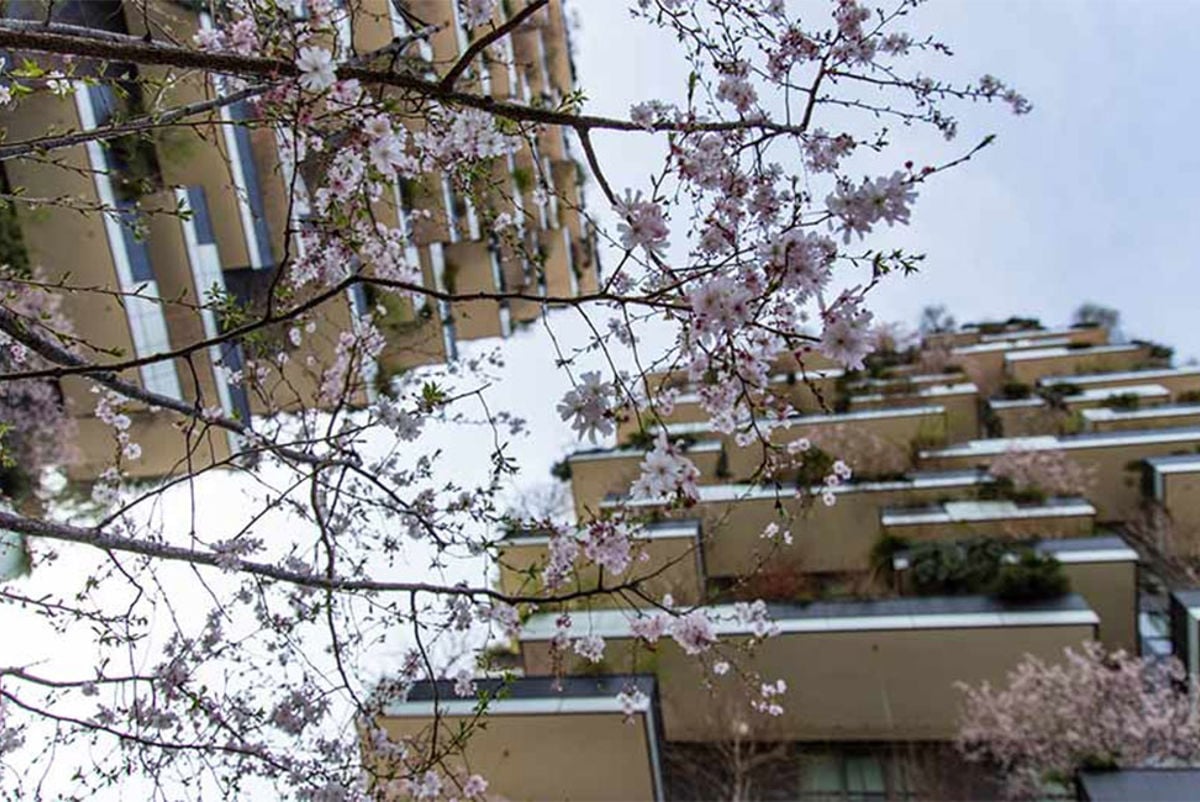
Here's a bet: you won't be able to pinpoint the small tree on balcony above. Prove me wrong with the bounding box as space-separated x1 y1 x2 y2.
957 642 1200 800
988 446 1095 500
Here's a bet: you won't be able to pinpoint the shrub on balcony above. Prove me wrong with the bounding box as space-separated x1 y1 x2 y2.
908 539 1008 596
1098 392 1140 411
906 539 1069 602
999 381 1032 400
1038 382 1083 409
991 552 1069 602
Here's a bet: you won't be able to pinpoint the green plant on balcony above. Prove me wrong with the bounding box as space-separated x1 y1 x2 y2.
1038 382 1082 410
977 476 1046 504
105 132 164 202
549 459 572 481
1132 339 1174 364
869 533 910 581
623 427 696 451
0 193 31 279
714 449 731 480
981 403 1004 438
1099 393 1140 411
906 538 1069 602
398 177 419 210
908 538 1008 596
991 552 1069 602
442 260 460 295
794 446 835 490
999 381 1032 400
971 317 1041 335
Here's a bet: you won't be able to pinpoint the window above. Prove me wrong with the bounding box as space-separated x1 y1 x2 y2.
115 202 153 283
798 749 912 801
185 186 217 246
227 101 275 269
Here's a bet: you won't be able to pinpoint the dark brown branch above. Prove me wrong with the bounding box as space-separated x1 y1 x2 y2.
439 0 548 91
0 20 812 141
0 508 663 605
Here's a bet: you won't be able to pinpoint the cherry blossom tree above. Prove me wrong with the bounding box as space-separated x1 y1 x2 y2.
957 642 1200 800
989 446 1095 499
0 0 1028 798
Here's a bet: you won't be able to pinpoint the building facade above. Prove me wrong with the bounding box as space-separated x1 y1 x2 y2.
388 317 1200 800
0 0 595 479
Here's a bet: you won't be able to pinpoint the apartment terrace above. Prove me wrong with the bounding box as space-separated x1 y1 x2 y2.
1004 343 1152 386
1081 403 1200 432
567 440 725 514
881 497 1096 542
1144 454 1200 557
519 595 1097 742
657 404 947 481
1077 769 1200 802
892 534 1137 651
847 382 980 443
844 370 968 393
926 320 1106 350
497 520 705 605
978 324 1108 347
920 428 1200 519
615 369 848 441
950 336 1075 391
377 675 664 802
1038 365 1200 400
605 471 995 577
986 383 1173 436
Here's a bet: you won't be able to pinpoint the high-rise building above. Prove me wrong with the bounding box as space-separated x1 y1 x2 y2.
0 0 596 479
385 316 1200 800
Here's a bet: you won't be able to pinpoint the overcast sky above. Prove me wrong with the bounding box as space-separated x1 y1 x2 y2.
570 0 1200 360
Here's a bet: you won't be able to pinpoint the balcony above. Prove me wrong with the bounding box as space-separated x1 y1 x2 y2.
848 381 980 442
950 336 1075 393
1038 365 1200 401
1003 343 1152 386
882 497 1095 543
377 674 664 802
892 534 1137 651
605 471 994 578
650 405 947 484
1144 454 1200 558
498 520 706 605
1081 403 1200 432
567 440 725 515
519 595 1097 742
1078 769 1200 802
920 428 1200 520
615 370 848 442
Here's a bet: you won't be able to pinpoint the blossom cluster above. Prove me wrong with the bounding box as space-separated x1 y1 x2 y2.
989 446 1095 498
958 642 1200 799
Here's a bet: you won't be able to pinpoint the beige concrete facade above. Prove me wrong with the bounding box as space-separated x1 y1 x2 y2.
849 383 979 443
611 474 993 578
520 600 1097 742
1005 344 1153 386
378 678 662 802
498 522 705 606
568 442 725 515
920 429 1200 521
1083 405 1200 432
1039 366 1200 400
882 500 1096 543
